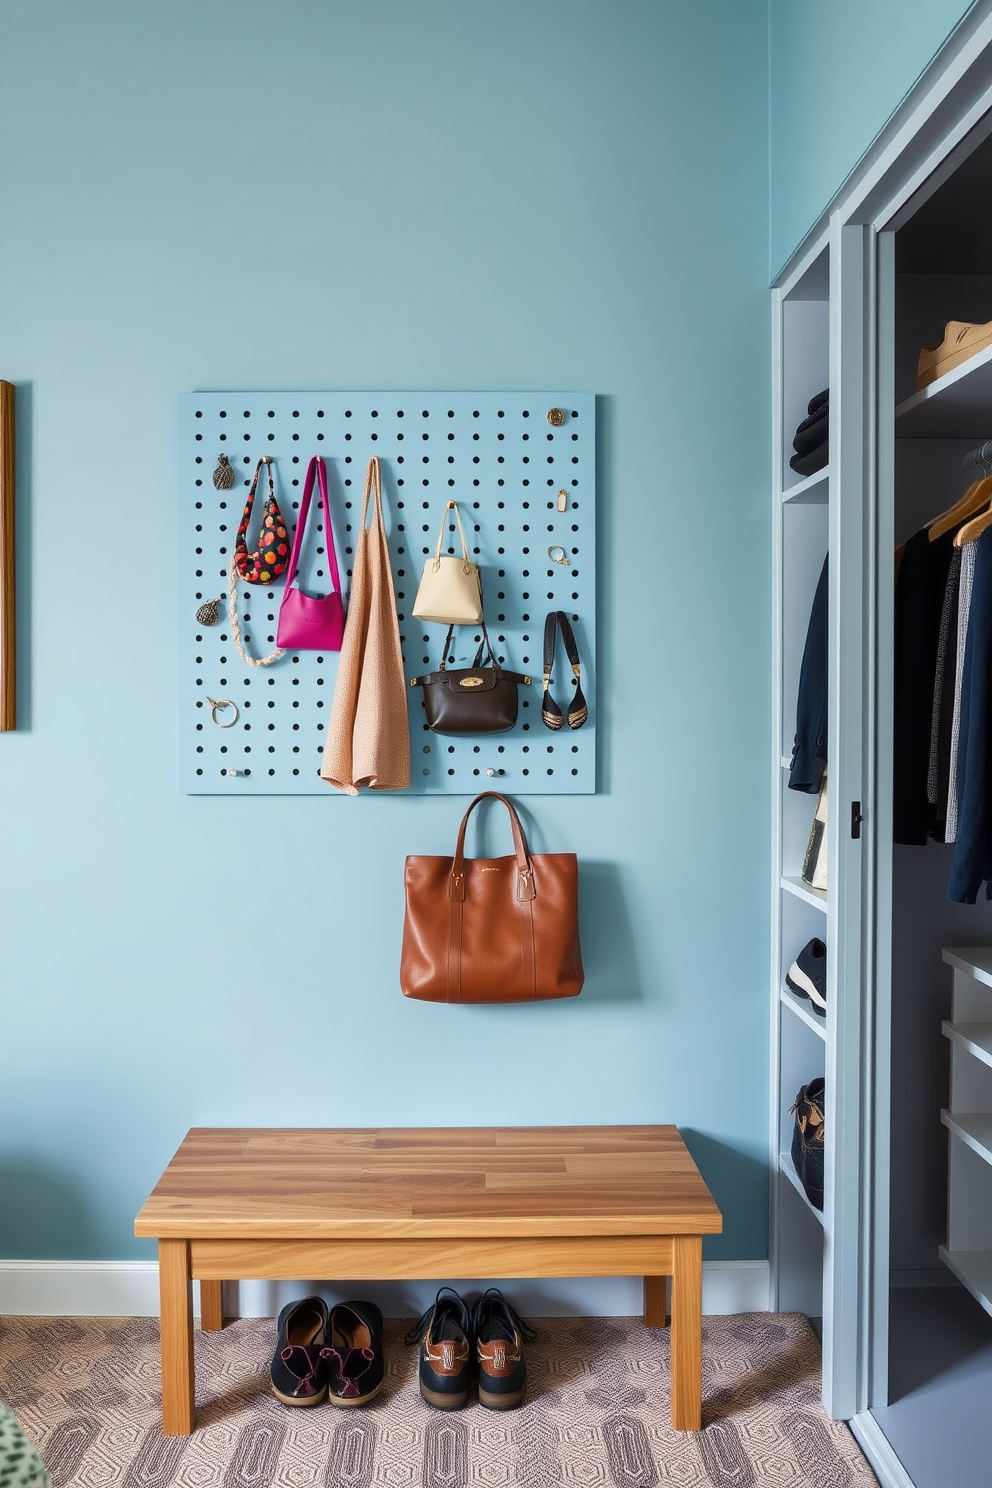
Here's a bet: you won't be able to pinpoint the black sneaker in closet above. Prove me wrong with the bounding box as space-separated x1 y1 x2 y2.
786 937 827 1014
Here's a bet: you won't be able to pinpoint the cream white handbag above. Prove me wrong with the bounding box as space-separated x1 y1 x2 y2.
412 500 484 624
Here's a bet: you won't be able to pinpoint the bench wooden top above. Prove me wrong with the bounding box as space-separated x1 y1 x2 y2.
134 1126 722 1241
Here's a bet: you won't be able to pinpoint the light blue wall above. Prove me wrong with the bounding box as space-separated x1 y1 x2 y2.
0 0 770 1269
769 0 976 276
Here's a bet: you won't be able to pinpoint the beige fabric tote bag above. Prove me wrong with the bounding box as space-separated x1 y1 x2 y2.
321 456 410 793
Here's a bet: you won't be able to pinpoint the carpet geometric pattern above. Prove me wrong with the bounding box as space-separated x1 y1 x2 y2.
0 1313 878 1487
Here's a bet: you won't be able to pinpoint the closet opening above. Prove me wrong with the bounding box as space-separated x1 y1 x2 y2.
873 116 992 1488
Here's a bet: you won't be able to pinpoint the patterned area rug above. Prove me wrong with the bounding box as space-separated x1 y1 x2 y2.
1 1313 877 1487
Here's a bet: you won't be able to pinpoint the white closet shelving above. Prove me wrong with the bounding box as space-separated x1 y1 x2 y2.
771 236 831 1324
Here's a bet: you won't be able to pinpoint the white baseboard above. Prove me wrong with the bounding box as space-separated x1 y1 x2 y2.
0 1259 770 1319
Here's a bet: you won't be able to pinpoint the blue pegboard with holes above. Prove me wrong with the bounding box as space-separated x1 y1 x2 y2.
180 391 595 794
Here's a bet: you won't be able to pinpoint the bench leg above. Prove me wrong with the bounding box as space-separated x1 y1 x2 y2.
159 1239 195 1435
199 1279 224 1331
670 1234 702 1430
643 1275 668 1327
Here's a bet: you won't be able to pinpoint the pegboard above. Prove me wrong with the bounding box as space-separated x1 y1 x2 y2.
179 392 596 794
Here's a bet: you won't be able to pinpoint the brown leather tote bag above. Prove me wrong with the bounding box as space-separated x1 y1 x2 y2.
401 791 584 1004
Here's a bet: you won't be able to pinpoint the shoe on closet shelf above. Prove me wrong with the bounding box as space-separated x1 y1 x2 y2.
321 1299 385 1407
405 1287 472 1410
790 1077 825 1211
918 317 992 388
786 937 827 1014
472 1288 536 1411
269 1296 329 1406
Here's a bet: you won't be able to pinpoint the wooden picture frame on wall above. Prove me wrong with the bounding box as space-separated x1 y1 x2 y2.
0 381 14 731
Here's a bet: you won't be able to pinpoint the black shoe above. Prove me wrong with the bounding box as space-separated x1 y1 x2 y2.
786 937 827 1014
790 1077 825 1211
321 1299 385 1407
472 1288 536 1410
269 1296 328 1406
405 1287 472 1410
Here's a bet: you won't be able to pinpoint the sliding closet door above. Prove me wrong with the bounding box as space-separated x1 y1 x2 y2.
823 217 874 1421
867 225 896 1415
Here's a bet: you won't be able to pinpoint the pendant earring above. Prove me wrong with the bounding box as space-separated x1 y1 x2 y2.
196 598 222 626
213 454 235 490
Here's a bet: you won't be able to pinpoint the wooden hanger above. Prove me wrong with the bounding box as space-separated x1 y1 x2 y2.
927 477 992 541
954 484 992 546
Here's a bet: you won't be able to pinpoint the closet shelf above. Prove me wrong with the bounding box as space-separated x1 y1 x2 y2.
781 469 828 505
782 875 827 910
938 1246 992 1321
781 986 827 1039
779 1152 825 1226
942 946 992 988
941 1110 992 1167
895 341 992 437
941 1021 992 1068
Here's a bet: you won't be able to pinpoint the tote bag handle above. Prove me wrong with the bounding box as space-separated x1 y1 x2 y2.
283 456 342 596
431 499 474 575
448 791 535 902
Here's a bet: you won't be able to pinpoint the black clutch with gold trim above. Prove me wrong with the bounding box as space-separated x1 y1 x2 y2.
410 621 531 735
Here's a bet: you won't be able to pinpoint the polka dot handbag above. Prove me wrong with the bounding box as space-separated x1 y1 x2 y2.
234 457 291 584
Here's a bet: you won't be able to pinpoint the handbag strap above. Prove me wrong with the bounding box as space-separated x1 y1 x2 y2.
431 499 473 574
284 456 342 595
246 455 272 518
449 791 535 903
542 611 588 730
237 456 276 541
362 453 384 532
438 619 500 674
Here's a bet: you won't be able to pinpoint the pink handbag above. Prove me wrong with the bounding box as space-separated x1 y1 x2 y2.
276 455 345 651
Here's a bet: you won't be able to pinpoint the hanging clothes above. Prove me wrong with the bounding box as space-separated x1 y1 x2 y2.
927 545 961 842
789 553 828 794
947 529 992 902
946 539 977 844
892 526 955 844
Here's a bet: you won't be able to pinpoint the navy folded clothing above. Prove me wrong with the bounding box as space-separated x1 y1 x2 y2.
807 388 829 416
793 408 829 456
790 440 828 477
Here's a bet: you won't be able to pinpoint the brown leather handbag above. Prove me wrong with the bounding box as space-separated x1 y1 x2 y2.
401 792 584 1004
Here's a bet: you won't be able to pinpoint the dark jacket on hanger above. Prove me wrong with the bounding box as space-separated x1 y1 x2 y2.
948 530 992 902
893 525 955 844
789 554 828 793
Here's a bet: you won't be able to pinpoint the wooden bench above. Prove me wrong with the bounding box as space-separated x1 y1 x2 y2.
134 1125 722 1434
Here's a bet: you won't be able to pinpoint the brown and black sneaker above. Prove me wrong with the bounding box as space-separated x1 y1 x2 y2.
405 1287 472 1409
472 1288 536 1410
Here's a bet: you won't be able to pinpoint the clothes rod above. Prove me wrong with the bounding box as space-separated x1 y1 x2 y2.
963 439 992 473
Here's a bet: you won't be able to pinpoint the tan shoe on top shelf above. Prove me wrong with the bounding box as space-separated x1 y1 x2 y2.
918 317 992 388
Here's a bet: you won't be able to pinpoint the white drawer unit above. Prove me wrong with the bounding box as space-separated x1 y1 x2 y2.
940 947 992 1314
